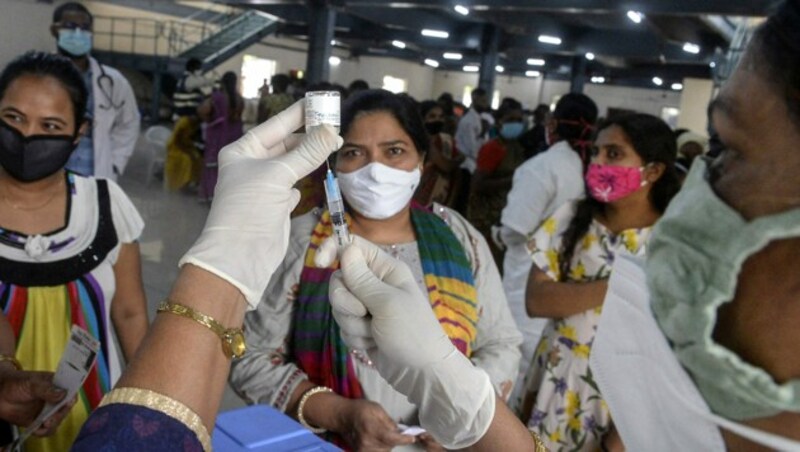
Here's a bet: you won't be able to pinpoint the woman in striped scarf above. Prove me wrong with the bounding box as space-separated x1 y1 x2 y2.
230 89 522 451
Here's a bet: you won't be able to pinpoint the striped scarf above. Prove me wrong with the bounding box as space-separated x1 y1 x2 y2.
291 205 479 399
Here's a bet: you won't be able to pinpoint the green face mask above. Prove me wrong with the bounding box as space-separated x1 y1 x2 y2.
647 158 800 420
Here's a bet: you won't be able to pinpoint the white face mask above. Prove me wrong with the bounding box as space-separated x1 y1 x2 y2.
337 162 421 220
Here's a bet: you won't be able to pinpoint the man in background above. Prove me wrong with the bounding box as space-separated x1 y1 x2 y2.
51 2 140 181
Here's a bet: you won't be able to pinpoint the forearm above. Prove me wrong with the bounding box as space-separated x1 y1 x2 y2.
462 399 537 452
114 264 246 431
526 279 608 318
287 380 350 432
111 309 148 362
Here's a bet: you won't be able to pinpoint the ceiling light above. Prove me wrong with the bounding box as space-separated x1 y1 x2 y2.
538 35 562 45
525 70 541 77
585 52 595 60
591 76 605 83
527 58 546 66
627 10 644 24
495 65 504 73
710 61 717 68
652 76 663 86
329 56 341 66
682 42 701 54
422 29 449 39
392 40 406 49
463 65 479 72
444 52 463 60
424 58 439 68
330 39 337 46
672 83 683 90
454 5 469 16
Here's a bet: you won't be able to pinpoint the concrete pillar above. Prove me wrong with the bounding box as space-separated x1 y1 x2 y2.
151 71 162 123
477 24 501 94
305 1 336 85
677 77 714 135
569 56 587 93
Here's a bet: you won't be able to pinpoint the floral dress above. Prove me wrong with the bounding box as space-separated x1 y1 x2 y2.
517 201 651 452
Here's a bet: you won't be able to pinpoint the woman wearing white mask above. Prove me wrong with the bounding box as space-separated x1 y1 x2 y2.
230 89 521 451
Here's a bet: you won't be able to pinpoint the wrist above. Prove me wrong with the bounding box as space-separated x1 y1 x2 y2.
302 391 351 433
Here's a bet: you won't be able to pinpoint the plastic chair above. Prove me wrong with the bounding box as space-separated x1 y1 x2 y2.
144 125 172 187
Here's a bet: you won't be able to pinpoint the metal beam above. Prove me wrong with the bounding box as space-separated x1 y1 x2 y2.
305 2 336 83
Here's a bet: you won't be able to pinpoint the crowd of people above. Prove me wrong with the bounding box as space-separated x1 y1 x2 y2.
0 0 797 451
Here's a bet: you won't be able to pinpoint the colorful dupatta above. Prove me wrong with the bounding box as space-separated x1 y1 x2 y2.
291 205 479 399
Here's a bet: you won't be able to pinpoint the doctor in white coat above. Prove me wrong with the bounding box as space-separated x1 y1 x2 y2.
51 2 140 181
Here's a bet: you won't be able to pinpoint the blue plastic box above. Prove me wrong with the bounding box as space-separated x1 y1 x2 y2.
212 405 342 451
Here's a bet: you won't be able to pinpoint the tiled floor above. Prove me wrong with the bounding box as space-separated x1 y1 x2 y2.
118 132 246 412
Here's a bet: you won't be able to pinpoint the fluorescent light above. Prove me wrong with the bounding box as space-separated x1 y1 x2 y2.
538 35 562 45
710 61 716 68
671 83 683 90
627 10 644 24
495 65 504 73
525 70 541 77
463 65 479 72
652 76 663 86
527 58 546 66
422 29 449 39
330 39 337 46
585 52 595 60
444 52 463 60
591 76 605 83
329 56 341 66
392 40 406 49
682 42 701 54
454 4 469 15
424 58 439 68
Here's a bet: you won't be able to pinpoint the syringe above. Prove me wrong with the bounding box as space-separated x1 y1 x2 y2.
324 161 351 248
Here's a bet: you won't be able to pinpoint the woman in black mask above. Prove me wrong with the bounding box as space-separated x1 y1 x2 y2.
0 51 148 451
413 100 464 208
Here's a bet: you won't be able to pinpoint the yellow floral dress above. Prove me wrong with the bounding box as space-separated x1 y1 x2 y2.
517 201 651 452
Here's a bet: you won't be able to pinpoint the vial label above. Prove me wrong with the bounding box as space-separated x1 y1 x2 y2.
305 92 340 132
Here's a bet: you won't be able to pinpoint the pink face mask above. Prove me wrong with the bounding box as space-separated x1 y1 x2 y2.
585 163 646 203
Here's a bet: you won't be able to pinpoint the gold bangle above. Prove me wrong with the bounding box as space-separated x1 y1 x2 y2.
0 355 21 371
296 386 333 434
156 300 246 359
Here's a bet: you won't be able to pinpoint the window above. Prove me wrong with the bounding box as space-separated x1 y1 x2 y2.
661 107 681 129
491 90 500 110
382 75 407 94
241 55 276 99
462 85 473 107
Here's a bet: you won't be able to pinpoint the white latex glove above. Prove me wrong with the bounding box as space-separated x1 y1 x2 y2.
180 100 342 309
317 237 496 450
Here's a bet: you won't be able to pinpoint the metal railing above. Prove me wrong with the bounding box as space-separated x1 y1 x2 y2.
91 8 235 59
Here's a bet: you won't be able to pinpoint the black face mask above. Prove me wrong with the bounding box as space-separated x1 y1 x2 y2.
0 119 76 182
425 120 445 136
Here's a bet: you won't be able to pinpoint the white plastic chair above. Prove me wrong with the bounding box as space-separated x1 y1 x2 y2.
144 125 172 187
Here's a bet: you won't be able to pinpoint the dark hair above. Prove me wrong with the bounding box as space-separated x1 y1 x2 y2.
471 88 487 99
419 100 442 119
0 51 87 131
271 73 290 92
348 79 369 92
552 93 599 165
53 2 93 25
220 71 239 120
186 58 202 72
498 98 522 119
437 92 454 116
533 104 550 123
557 113 680 281
341 89 429 156
749 0 800 125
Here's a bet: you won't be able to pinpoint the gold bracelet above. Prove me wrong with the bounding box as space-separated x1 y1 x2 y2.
296 386 333 434
156 300 246 359
0 355 21 371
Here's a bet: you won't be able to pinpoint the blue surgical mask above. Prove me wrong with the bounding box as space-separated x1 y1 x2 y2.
58 28 92 57
499 122 525 140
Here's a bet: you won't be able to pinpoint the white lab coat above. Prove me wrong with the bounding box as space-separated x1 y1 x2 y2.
88 57 140 180
591 254 800 451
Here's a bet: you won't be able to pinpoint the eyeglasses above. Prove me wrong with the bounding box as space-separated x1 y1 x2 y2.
58 22 92 32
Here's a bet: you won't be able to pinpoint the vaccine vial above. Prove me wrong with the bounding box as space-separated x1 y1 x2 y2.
305 91 341 133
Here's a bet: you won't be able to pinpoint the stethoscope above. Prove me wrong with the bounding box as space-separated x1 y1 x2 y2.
97 64 125 110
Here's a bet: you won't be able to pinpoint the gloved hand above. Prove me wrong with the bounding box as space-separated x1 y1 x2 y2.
180 100 342 309
317 237 496 449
